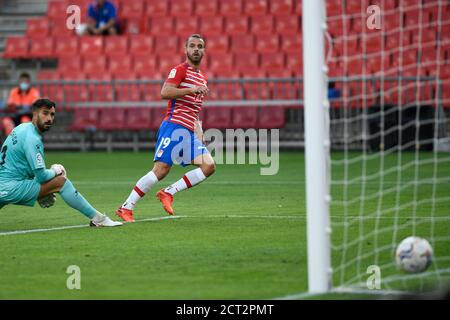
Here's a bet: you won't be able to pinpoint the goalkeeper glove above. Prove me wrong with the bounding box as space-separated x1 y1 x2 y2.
38 193 56 209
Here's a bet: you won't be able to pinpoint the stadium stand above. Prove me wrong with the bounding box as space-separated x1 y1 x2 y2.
0 0 449 150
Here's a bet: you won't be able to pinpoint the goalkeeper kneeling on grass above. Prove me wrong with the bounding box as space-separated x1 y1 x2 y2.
0 98 122 227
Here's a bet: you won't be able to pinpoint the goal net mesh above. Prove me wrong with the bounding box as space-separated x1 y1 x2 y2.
325 0 450 292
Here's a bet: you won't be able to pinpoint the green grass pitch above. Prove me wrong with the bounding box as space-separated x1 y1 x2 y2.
0 151 448 299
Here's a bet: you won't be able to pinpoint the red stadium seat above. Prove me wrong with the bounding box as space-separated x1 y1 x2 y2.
120 0 144 18
108 54 133 73
122 18 146 35
112 70 138 80
129 35 153 55
153 35 179 53
133 53 157 72
272 81 301 99
270 0 293 16
281 35 302 54
150 107 168 129
219 0 243 17
62 71 89 102
231 35 255 53
158 54 183 74
255 35 280 53
250 16 274 35
125 108 153 130
139 69 166 81
244 0 268 16
146 16 174 35
385 32 412 50
175 17 200 39
200 17 224 36
195 0 219 17
26 18 50 37
54 36 79 58
241 68 267 78
83 55 107 73
47 0 68 19
145 1 169 17
231 107 258 128
383 11 401 31
261 53 285 70
345 57 364 76
50 16 74 37
37 70 61 81
266 68 293 78
79 37 104 56
275 15 300 35
366 55 391 74
286 53 302 75
326 1 344 17
205 34 229 53
171 0 194 17
225 16 249 35
362 32 384 53
29 37 54 58
104 36 129 54
258 107 286 129
3 37 29 58
88 73 114 102
211 68 240 79
208 53 233 74
235 53 259 73
244 82 271 100
58 55 83 74
294 0 301 15
98 108 126 130
326 18 351 37
391 49 418 69
203 107 232 129
115 78 141 102
69 108 99 132
404 9 420 29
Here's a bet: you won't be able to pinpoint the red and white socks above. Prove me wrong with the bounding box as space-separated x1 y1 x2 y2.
164 168 207 196
122 171 159 210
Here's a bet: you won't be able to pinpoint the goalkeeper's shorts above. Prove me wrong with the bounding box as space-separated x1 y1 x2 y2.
154 120 208 167
0 177 40 207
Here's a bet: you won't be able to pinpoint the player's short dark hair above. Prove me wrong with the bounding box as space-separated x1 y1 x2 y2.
19 72 31 80
31 98 56 112
185 34 205 47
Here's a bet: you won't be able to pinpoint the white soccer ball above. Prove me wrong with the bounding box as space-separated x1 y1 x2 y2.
395 236 433 273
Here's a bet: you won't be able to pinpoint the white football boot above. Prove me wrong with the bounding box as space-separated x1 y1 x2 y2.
90 213 123 227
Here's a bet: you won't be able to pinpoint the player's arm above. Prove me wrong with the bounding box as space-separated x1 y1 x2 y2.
161 82 207 100
161 66 209 100
34 168 56 184
24 136 65 183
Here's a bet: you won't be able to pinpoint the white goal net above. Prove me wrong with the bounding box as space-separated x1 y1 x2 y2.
314 0 450 294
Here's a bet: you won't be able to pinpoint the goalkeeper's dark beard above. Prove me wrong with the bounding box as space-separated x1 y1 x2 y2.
37 116 53 132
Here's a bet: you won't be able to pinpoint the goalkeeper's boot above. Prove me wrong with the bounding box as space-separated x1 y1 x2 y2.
90 213 123 227
115 207 135 222
156 190 174 215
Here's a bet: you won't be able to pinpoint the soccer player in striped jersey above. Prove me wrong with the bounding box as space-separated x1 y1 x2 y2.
116 34 216 222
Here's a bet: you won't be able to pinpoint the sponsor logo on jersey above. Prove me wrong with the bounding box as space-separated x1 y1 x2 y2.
35 153 43 167
168 68 177 79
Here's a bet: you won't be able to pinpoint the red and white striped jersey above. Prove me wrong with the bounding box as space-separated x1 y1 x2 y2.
163 62 208 132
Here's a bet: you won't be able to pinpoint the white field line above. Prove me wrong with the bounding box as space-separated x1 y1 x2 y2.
0 215 305 236
0 215 183 236
1 214 449 237
70 180 450 186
